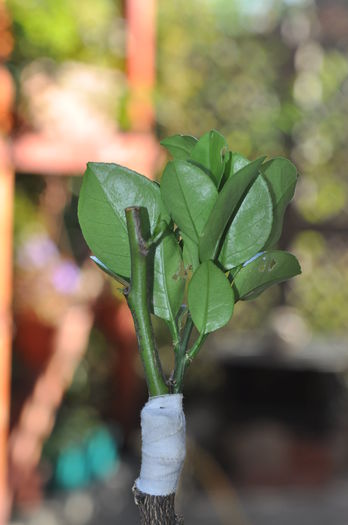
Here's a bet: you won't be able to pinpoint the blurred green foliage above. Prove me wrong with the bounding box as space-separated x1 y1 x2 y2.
290 231 348 332
156 1 291 154
155 0 348 333
7 0 124 67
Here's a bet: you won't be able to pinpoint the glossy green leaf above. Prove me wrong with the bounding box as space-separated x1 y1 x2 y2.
230 152 250 175
160 160 218 243
182 233 200 272
78 162 169 278
233 250 301 301
152 233 185 321
219 175 273 269
220 152 250 188
190 129 228 187
188 261 234 334
261 157 298 247
199 156 266 262
228 264 243 282
160 134 198 160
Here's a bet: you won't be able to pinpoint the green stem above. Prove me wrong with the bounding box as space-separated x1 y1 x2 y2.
172 331 207 393
173 316 194 394
186 332 207 362
174 332 208 394
166 317 180 349
125 207 168 397
181 316 194 353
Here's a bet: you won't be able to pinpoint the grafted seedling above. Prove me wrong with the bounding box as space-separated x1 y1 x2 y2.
78 129 301 524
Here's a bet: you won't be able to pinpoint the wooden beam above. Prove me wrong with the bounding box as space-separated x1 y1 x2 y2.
9 306 94 504
0 137 14 525
12 131 162 178
126 0 156 131
0 2 15 515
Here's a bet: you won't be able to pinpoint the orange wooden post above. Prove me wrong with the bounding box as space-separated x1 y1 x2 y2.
0 2 14 520
0 138 14 524
126 0 156 131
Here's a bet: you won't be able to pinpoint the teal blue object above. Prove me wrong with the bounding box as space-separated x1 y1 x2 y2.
55 446 90 489
85 427 118 480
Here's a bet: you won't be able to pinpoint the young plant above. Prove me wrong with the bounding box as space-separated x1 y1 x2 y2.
78 129 301 524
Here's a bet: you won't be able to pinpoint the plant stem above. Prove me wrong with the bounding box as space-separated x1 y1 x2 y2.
173 317 194 393
173 329 208 393
186 332 207 362
125 207 168 397
166 317 180 349
133 487 183 524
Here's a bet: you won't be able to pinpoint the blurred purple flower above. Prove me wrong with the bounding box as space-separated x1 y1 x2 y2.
17 234 58 268
52 261 80 294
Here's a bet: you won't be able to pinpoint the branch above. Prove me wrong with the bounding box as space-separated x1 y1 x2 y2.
172 316 194 394
186 332 207 363
125 206 168 397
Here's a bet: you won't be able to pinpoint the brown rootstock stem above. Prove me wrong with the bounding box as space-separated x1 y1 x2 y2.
133 486 183 525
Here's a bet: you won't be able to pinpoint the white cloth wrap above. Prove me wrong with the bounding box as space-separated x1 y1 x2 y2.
135 393 186 496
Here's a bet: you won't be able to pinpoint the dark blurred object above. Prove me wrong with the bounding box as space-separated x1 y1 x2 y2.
187 352 348 488
219 364 340 486
317 0 348 44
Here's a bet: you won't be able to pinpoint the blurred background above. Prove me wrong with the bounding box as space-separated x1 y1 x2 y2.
1 0 348 523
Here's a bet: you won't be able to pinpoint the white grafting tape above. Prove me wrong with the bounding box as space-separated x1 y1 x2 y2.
135 393 186 496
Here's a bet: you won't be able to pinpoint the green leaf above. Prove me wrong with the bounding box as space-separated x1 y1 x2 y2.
152 233 185 321
182 233 200 272
190 129 228 187
160 134 198 160
160 160 218 244
260 157 298 247
230 152 250 175
220 152 250 188
199 156 266 262
78 162 169 278
188 261 234 334
233 250 301 301
90 256 129 285
219 175 273 269
228 264 243 282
